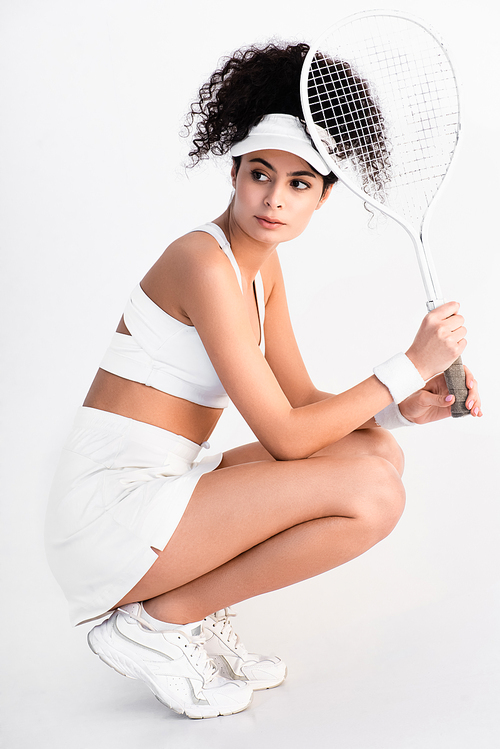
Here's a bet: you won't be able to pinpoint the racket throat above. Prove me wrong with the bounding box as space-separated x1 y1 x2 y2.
426 298 445 312
411 226 444 310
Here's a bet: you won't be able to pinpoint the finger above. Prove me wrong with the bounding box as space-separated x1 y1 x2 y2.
447 314 464 332
442 316 465 338
440 300 461 318
427 301 460 324
462 365 483 416
466 398 483 417
419 389 454 409
463 365 478 392
465 396 483 416
425 373 459 398
424 373 447 394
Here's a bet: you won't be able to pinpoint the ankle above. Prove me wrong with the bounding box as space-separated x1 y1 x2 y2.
142 601 197 627
135 604 203 637
143 596 209 625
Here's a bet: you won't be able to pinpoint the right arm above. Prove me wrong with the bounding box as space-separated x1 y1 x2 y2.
153 237 466 460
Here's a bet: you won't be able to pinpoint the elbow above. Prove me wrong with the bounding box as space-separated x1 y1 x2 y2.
258 408 333 462
273 449 311 462
265 434 316 462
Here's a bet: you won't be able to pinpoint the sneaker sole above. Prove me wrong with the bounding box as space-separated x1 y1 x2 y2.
210 653 287 691
87 627 252 719
249 668 287 691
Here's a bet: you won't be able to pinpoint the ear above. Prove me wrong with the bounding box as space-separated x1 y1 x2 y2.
315 183 333 210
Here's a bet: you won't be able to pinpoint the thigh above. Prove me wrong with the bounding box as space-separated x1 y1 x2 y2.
314 428 405 475
220 427 404 475
116 448 403 605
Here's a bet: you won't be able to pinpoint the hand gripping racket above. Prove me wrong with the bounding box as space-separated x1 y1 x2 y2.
300 9 469 416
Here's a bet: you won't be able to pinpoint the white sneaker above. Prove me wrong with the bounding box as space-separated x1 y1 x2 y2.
87 603 253 719
203 608 287 690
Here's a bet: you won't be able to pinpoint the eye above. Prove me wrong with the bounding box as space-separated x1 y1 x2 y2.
290 179 310 190
251 170 270 183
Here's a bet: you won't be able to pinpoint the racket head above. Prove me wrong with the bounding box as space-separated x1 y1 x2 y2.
300 10 460 237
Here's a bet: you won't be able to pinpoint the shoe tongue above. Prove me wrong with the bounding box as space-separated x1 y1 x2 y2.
190 624 202 637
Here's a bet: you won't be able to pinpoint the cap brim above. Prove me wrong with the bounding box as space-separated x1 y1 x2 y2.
230 134 331 176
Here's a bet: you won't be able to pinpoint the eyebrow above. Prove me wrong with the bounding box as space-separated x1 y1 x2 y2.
248 157 317 179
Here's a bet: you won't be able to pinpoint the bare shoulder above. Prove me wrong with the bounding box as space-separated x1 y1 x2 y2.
141 230 235 311
173 229 226 260
147 229 229 279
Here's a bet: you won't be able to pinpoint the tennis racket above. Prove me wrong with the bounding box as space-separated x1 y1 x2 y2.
300 9 469 417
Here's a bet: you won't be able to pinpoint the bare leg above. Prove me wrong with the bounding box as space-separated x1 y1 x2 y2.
115 429 406 623
221 426 405 476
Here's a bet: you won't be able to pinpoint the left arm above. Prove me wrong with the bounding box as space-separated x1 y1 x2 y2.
300 367 483 428
262 252 334 408
262 253 386 428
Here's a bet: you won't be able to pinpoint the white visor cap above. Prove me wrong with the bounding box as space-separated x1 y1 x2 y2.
230 113 331 176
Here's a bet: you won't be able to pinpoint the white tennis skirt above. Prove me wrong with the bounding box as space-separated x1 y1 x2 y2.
45 407 222 626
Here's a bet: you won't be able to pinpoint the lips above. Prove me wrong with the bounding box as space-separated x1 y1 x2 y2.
255 216 285 227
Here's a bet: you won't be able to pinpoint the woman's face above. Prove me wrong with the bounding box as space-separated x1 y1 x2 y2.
230 149 331 244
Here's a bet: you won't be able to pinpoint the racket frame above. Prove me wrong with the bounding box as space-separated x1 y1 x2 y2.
300 9 469 417
299 8 461 312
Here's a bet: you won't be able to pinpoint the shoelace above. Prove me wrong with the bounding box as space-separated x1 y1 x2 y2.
119 606 218 683
210 607 248 656
183 629 218 683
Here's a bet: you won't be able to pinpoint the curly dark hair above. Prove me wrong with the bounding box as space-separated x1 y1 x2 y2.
306 53 389 199
184 41 389 198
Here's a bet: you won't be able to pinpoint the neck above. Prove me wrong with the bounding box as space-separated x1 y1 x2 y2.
213 206 278 286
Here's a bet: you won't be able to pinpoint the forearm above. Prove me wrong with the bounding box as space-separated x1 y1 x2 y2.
293 386 380 430
267 376 392 461
296 387 334 406
296 385 380 429
356 417 380 429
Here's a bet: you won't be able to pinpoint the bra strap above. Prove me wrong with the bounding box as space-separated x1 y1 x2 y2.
193 223 242 292
194 222 265 351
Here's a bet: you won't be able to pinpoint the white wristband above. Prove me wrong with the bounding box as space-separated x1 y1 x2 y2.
373 353 425 404
374 402 415 429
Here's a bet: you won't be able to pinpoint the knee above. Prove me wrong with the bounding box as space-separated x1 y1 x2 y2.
362 456 406 541
364 428 405 476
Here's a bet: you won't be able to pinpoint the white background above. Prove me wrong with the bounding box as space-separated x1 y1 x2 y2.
1 0 499 746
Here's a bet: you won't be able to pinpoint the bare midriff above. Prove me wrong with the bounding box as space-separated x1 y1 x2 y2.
83 369 223 445
83 314 223 444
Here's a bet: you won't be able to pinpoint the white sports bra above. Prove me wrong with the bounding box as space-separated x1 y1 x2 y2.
99 223 265 409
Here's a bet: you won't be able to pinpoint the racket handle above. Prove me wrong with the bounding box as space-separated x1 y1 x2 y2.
443 356 469 418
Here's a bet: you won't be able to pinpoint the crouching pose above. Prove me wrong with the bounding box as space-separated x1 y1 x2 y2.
45 42 481 719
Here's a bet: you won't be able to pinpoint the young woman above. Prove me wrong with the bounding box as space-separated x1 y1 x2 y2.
45 42 481 719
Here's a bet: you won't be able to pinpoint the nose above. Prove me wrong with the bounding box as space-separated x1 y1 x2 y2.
265 185 284 210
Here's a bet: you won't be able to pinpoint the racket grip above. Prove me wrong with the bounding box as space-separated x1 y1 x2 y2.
443 356 469 418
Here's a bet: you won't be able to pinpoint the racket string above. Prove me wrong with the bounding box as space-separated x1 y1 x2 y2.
306 14 459 223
